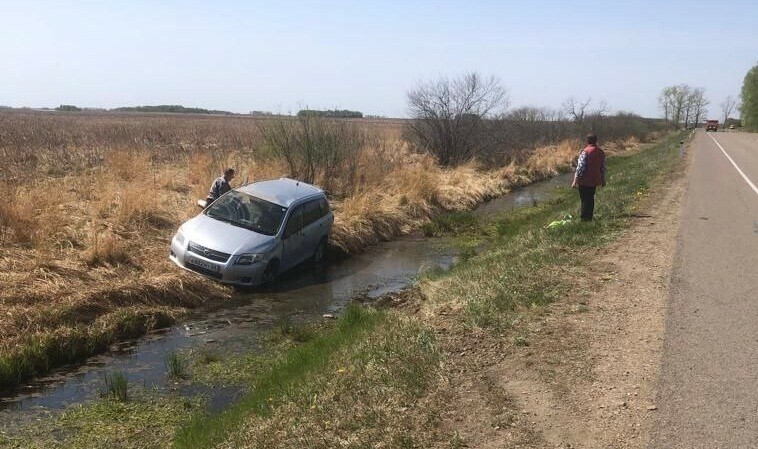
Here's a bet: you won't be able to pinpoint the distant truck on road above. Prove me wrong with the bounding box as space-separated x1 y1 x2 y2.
705 120 719 132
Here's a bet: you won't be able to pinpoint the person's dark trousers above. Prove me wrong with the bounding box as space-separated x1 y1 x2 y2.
578 186 597 221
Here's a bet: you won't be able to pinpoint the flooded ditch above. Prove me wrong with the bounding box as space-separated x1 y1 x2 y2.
0 173 572 427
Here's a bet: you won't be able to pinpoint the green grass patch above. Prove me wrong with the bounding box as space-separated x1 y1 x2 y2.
422 132 685 328
0 394 203 449
272 315 320 343
173 305 387 448
421 211 481 237
185 310 442 449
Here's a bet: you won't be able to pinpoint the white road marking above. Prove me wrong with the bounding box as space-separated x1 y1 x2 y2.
706 132 758 198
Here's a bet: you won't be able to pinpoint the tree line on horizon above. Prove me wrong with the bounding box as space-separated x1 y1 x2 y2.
46 104 370 118
296 109 363 118
52 104 236 115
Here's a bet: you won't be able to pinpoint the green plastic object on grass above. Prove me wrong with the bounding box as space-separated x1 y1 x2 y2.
546 214 574 229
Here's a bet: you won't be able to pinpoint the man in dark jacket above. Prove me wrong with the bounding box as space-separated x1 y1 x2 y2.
571 134 606 221
206 168 235 205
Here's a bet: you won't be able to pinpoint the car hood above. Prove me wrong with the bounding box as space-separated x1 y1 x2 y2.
180 214 276 255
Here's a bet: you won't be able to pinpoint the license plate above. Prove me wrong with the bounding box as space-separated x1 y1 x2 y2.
187 257 219 272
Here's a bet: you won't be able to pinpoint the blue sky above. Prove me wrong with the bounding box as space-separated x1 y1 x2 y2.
1 0 756 117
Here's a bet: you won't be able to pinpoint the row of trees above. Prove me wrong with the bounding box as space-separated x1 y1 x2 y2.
56 104 82 112
52 104 235 115
659 85 744 128
259 73 669 193
658 85 709 127
296 109 363 118
406 73 669 166
113 105 234 115
741 63 758 132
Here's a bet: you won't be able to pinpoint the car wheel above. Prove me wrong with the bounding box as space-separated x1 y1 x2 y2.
313 239 327 265
261 260 279 285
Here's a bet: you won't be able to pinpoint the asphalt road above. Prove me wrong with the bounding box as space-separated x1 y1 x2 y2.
650 131 758 448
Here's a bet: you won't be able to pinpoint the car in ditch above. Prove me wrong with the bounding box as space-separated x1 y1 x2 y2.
170 178 333 286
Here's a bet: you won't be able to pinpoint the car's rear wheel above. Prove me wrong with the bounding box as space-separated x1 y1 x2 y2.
261 260 279 285
313 238 328 265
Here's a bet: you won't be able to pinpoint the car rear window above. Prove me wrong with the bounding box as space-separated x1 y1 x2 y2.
303 199 324 226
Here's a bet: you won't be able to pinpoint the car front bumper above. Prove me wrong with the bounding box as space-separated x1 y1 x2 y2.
169 236 268 286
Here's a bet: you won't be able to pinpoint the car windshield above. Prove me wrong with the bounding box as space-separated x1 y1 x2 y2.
205 191 286 236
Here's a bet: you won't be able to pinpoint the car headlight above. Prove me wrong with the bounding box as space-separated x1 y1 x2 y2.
175 230 186 246
235 253 264 265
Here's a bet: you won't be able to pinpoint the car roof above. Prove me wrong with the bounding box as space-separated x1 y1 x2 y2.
237 178 324 207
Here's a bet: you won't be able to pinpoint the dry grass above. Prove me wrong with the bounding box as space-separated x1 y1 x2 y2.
82 231 130 267
0 110 648 388
329 138 582 253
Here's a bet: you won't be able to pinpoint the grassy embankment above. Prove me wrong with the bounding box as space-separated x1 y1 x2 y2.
1 132 685 448
1 111 648 391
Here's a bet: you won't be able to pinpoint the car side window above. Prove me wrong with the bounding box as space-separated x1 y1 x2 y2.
284 206 303 238
318 197 330 217
302 199 322 227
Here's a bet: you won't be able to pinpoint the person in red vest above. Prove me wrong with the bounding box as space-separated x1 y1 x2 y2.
571 134 606 221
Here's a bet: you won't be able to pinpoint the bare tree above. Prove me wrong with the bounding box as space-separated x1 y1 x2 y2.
407 73 508 166
561 97 611 136
683 91 694 128
690 87 709 127
660 84 695 126
673 85 691 127
720 95 740 124
562 97 593 123
659 86 676 121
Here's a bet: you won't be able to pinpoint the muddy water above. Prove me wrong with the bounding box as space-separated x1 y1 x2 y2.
0 174 570 423
475 172 572 216
0 238 455 417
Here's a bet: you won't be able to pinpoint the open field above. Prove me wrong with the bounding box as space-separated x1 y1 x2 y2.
0 110 664 390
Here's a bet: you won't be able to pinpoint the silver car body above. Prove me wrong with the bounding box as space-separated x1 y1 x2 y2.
169 178 333 286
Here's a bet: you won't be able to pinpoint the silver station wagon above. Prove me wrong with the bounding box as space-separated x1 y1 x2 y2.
170 178 333 286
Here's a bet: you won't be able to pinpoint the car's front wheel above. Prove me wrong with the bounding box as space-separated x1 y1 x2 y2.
261 260 279 285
